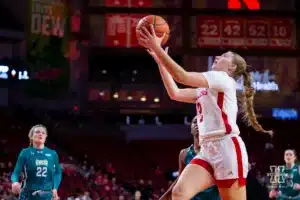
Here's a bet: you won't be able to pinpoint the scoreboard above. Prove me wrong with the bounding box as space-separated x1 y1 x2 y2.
195 16 295 49
88 0 297 50
89 14 296 50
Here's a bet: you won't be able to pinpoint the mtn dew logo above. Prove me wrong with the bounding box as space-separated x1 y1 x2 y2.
27 0 70 98
31 0 66 37
236 70 279 91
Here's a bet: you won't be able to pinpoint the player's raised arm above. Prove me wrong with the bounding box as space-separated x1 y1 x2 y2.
153 48 232 90
139 25 209 88
11 149 26 194
158 64 197 103
53 151 62 190
159 149 187 200
147 48 197 104
155 52 208 88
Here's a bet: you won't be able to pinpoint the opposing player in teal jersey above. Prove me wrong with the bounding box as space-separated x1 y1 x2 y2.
269 149 300 200
11 124 62 200
160 117 220 200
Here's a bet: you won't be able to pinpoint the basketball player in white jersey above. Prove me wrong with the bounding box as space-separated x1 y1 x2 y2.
138 26 272 200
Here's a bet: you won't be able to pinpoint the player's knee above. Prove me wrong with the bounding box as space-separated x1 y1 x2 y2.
172 184 189 199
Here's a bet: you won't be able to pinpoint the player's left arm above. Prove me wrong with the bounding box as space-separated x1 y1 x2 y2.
11 149 26 183
150 45 231 90
151 43 209 88
53 151 62 190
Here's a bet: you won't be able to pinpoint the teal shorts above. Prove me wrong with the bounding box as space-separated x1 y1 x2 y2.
192 186 221 200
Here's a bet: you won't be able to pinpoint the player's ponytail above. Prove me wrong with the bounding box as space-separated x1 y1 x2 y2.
232 52 273 136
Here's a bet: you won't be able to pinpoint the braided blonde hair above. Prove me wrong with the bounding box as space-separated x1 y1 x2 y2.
231 52 273 136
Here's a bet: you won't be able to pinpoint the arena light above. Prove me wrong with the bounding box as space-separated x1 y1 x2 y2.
172 171 179 178
11 70 16 78
113 93 119 98
153 97 160 103
140 96 146 102
73 105 79 111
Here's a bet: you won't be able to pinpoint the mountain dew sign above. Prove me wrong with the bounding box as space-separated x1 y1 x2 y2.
27 0 70 98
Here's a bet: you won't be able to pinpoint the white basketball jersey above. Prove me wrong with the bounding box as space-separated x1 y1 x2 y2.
196 71 240 137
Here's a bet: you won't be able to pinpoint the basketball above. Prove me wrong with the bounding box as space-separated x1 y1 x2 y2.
136 15 170 45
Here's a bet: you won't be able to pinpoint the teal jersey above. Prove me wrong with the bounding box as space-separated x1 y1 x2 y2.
11 146 62 191
278 164 300 200
184 145 197 165
185 145 220 200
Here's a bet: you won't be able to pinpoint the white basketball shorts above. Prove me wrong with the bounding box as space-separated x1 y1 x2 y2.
190 135 249 188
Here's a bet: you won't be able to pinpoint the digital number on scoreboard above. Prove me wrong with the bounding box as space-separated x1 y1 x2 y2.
197 16 295 49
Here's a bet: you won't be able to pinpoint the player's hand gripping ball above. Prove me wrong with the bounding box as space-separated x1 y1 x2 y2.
136 15 170 46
